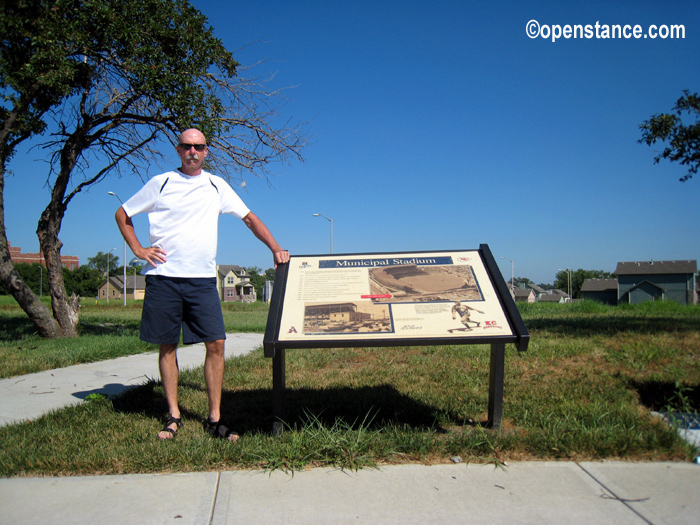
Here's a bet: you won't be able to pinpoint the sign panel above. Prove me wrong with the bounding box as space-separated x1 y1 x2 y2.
275 249 515 344
264 245 529 432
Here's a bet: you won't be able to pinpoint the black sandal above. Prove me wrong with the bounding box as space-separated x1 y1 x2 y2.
157 415 182 440
204 419 239 442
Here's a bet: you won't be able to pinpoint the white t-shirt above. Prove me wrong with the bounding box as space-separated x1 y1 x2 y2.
122 169 250 277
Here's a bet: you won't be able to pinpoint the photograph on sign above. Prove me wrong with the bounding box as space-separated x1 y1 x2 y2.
368 263 481 302
277 250 514 342
303 301 392 334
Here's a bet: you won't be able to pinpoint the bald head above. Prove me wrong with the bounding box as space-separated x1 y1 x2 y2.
179 128 207 145
176 128 209 176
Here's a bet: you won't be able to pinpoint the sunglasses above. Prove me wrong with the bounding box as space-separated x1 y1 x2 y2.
178 143 207 151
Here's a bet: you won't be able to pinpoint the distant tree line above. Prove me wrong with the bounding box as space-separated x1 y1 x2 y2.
1 258 276 301
0 263 103 298
0 251 144 299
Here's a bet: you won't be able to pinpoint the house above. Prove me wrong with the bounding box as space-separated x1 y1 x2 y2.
538 293 567 304
217 265 256 302
581 278 618 305
551 289 571 301
615 260 697 305
526 283 548 300
8 241 79 270
97 275 146 300
263 280 274 303
512 287 536 303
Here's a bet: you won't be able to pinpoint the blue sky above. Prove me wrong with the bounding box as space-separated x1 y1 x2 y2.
4 0 699 284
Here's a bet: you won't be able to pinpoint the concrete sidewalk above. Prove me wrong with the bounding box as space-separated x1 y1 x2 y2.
0 333 264 427
1 462 699 524
1 333 699 524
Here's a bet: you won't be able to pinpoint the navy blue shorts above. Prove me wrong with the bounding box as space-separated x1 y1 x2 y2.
141 276 226 345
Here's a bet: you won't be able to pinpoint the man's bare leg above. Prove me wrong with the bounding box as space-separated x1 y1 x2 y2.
158 343 180 439
204 339 238 442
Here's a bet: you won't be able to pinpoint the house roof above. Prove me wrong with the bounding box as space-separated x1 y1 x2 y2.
539 294 563 302
527 284 546 293
615 260 697 275
513 288 534 298
628 279 666 293
101 275 146 289
116 275 147 288
218 265 247 278
581 278 618 292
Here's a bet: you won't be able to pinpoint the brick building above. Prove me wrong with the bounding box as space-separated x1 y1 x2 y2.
7 242 79 270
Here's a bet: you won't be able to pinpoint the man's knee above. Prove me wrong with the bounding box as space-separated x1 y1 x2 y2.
205 339 225 357
159 343 178 357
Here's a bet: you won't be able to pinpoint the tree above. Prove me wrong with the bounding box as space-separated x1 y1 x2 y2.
0 263 48 297
639 90 700 182
87 252 120 274
513 277 532 288
62 266 103 298
0 0 306 337
245 266 277 300
555 269 613 300
245 266 266 301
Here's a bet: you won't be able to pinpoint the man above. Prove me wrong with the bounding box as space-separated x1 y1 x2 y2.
448 300 484 333
115 128 289 441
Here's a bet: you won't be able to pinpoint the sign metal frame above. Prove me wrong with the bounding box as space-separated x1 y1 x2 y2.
263 244 529 433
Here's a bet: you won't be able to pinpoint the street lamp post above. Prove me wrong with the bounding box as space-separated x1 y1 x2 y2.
312 213 333 254
108 192 127 306
558 268 572 301
129 257 141 300
106 248 116 302
500 256 514 292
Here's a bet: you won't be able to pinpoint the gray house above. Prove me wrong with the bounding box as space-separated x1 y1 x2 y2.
526 283 548 300
539 292 567 304
581 278 618 305
615 260 697 305
506 284 536 303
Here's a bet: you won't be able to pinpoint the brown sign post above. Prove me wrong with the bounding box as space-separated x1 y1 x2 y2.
264 244 529 434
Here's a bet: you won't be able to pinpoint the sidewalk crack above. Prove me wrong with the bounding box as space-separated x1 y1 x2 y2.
575 462 653 525
209 472 221 525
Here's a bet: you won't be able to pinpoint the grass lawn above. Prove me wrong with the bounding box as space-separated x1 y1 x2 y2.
0 299 698 476
0 299 268 378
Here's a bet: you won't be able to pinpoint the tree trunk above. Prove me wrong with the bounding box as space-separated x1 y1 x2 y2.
37 187 80 338
39 232 80 338
0 169 63 338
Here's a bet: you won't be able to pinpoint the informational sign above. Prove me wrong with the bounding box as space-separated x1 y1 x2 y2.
263 245 529 432
265 246 528 352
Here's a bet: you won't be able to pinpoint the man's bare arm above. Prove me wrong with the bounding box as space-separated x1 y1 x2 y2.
242 211 289 267
115 207 167 267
